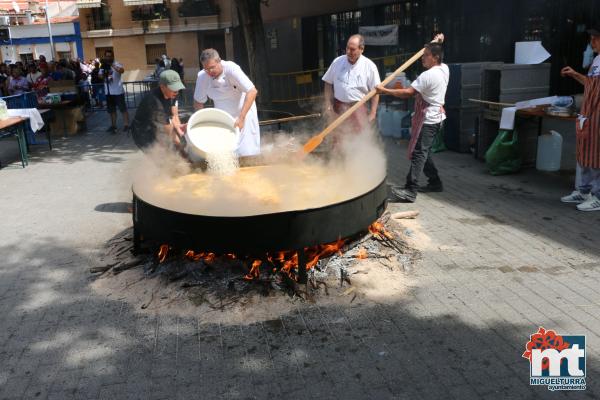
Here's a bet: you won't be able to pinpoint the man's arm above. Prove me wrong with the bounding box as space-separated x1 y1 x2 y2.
235 87 258 130
369 94 379 122
324 82 334 109
112 63 125 74
171 104 184 136
561 66 586 85
376 85 417 98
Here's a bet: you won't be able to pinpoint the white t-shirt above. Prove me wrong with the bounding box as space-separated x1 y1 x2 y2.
588 54 600 77
411 63 449 124
99 61 124 95
322 55 381 103
194 61 260 156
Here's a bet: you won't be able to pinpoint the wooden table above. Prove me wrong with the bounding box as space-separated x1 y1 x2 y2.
0 117 29 168
517 107 577 136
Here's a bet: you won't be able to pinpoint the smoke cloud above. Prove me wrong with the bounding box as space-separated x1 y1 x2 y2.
132 120 387 217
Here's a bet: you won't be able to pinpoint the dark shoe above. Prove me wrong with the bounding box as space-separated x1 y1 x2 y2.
123 125 130 132
107 126 117 134
391 187 417 203
418 182 444 193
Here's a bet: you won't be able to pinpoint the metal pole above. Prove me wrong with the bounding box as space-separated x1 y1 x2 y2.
45 0 55 61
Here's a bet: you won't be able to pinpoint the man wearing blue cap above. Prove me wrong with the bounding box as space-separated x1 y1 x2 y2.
132 70 186 151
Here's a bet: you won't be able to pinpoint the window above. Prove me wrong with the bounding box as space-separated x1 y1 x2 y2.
20 53 34 64
95 46 113 60
131 4 170 21
58 51 72 61
145 43 166 65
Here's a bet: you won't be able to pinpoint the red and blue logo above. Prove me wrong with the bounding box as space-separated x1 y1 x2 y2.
523 327 586 391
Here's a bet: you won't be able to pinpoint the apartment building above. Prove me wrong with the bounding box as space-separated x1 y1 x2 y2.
0 1 82 63
77 0 234 81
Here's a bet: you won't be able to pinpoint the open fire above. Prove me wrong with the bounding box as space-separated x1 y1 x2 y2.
150 220 399 284
91 213 418 309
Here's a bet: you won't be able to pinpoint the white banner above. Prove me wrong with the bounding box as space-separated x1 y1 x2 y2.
359 25 398 46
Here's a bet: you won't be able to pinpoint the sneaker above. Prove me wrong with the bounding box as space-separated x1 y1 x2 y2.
560 190 590 203
577 195 600 211
123 125 130 132
418 182 444 193
390 187 417 203
106 126 117 134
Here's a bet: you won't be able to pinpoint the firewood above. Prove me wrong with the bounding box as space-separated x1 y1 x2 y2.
113 258 143 274
391 210 420 219
89 265 112 274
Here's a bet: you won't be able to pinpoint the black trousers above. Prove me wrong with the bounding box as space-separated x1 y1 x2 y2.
405 122 442 191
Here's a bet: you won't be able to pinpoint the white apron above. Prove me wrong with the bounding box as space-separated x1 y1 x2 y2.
205 74 260 156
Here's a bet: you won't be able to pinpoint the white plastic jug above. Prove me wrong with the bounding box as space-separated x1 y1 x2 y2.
378 105 393 137
0 99 8 120
536 130 562 171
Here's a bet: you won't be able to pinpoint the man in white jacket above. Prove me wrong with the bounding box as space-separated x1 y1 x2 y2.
193 49 260 156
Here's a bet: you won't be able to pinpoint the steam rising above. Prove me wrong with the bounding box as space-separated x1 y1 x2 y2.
133 124 387 217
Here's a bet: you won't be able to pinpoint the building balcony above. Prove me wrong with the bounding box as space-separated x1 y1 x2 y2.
177 0 218 18
86 15 112 31
131 5 171 22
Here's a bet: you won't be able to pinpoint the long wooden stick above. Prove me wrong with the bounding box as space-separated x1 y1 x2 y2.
259 113 321 126
301 36 443 155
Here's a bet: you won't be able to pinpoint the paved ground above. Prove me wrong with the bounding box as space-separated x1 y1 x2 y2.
1 114 599 400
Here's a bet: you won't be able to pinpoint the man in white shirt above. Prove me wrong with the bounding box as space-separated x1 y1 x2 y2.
322 34 380 139
193 48 260 156
99 50 130 134
560 25 600 211
377 38 448 202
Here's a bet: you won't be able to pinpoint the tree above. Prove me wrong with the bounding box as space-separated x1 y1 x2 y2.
234 0 271 105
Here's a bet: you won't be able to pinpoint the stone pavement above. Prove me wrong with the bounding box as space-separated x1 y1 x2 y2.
1 115 599 399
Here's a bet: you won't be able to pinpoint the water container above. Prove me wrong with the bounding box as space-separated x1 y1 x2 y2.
390 103 403 138
185 108 240 161
0 99 8 120
536 130 562 171
378 105 394 137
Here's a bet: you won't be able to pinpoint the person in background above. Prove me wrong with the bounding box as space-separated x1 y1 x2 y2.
322 34 380 142
171 57 184 81
132 70 185 152
377 34 447 203
33 63 52 97
99 49 130 134
161 54 171 69
193 48 260 156
560 25 600 212
0 63 10 96
49 62 63 81
90 61 105 107
8 67 30 95
154 60 166 80
26 63 41 86
57 60 75 81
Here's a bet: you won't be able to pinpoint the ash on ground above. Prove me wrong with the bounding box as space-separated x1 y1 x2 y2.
90 212 420 318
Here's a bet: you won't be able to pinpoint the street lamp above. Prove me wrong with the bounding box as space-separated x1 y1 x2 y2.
44 0 55 61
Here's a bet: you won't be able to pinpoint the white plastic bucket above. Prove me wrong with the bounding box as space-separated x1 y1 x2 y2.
185 108 240 161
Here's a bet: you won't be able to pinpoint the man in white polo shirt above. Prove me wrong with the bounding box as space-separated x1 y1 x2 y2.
193 48 260 156
377 38 448 203
322 34 380 140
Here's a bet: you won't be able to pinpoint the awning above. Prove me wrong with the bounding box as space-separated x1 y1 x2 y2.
76 0 102 8
123 0 164 6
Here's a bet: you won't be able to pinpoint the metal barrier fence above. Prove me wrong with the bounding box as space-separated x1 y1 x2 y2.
77 80 158 112
78 80 200 112
268 52 414 104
